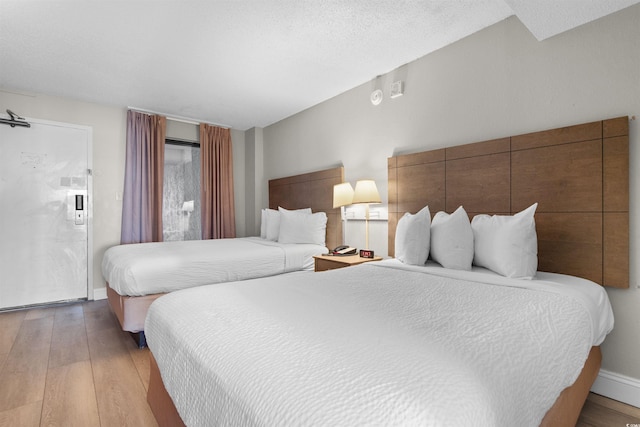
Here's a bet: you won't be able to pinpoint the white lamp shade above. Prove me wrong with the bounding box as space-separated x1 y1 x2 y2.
333 182 354 208
352 180 381 204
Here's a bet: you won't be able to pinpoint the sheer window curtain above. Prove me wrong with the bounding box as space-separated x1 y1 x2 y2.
200 123 236 239
121 111 167 244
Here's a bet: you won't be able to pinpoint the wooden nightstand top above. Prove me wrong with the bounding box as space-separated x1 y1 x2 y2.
313 254 383 272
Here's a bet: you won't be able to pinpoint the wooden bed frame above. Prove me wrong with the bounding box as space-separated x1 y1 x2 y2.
146 117 629 426
386 116 629 425
388 116 629 288
269 166 344 251
106 166 344 346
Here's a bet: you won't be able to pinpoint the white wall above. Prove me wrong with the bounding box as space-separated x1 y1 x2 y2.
263 6 640 388
0 90 247 294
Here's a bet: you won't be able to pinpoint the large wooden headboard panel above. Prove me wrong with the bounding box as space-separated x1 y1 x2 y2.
269 166 344 251
388 117 629 288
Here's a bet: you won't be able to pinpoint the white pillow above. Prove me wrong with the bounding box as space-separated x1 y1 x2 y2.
430 206 473 270
277 207 327 245
263 207 311 241
264 208 281 241
471 203 538 279
395 206 431 266
260 209 267 239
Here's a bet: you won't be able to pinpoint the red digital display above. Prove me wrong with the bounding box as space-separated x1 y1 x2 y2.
360 249 374 259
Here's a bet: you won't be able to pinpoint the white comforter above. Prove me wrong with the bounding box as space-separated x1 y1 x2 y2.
102 237 326 296
145 260 614 427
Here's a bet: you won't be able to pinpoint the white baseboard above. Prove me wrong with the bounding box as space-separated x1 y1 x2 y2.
93 287 107 301
592 369 640 408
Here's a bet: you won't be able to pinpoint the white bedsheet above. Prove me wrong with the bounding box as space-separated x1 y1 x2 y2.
102 237 326 296
145 261 613 427
378 259 614 346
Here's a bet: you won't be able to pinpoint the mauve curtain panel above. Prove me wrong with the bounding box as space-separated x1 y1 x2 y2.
200 123 236 239
121 111 166 244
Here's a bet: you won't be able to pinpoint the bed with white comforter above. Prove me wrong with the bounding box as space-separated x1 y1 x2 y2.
145 259 613 426
102 236 326 296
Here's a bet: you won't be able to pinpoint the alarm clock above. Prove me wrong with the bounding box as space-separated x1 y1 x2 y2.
359 249 374 259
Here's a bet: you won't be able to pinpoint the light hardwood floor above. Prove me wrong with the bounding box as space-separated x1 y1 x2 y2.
0 300 156 427
0 300 639 426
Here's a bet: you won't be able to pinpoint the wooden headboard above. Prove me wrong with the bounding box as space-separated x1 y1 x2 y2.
388 117 629 288
269 166 344 251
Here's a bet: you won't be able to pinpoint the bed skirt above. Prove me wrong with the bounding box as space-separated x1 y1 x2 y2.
106 284 165 333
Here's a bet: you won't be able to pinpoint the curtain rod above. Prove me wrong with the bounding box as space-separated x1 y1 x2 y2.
127 106 230 129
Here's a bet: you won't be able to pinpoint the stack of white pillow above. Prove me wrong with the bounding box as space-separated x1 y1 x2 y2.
260 207 327 246
395 203 538 279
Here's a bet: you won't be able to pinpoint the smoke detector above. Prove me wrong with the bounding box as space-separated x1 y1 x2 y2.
370 89 383 106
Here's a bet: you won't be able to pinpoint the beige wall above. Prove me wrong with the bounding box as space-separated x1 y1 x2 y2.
0 90 246 295
263 6 640 384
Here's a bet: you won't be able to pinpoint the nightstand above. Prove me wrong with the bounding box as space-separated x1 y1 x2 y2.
313 254 383 272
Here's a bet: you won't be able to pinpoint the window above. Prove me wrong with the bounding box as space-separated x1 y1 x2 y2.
163 139 201 241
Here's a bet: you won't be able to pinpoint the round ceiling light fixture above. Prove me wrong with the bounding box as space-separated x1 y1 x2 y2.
370 89 383 106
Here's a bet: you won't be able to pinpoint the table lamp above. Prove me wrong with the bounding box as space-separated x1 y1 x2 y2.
352 179 381 250
333 182 354 246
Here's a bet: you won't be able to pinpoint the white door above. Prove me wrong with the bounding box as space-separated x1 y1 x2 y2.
0 118 91 309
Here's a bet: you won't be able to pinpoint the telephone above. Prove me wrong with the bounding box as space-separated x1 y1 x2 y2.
332 245 357 255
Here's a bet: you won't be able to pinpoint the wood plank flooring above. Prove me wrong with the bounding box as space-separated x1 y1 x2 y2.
0 300 156 427
0 299 639 426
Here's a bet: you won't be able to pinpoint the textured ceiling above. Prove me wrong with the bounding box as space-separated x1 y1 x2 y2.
1 0 637 130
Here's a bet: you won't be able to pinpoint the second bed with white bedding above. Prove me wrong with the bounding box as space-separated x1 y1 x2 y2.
102 236 326 296
145 260 613 426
